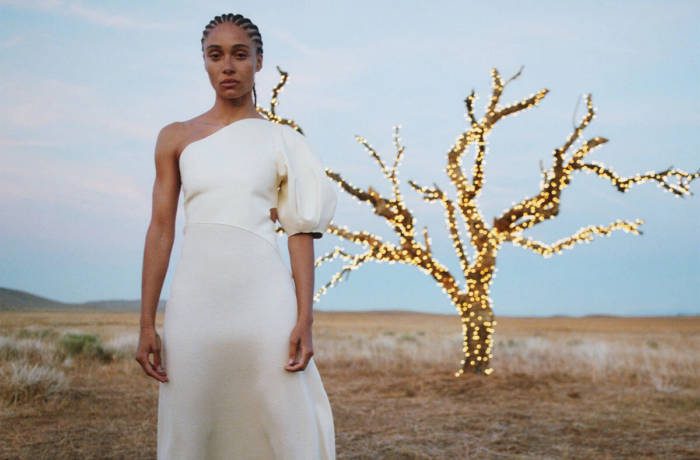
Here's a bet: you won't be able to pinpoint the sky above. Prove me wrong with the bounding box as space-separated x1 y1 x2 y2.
0 0 698 317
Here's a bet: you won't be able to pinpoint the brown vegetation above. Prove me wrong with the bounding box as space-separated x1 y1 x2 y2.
1 310 698 459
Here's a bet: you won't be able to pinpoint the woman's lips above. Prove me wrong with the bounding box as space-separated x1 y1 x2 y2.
221 80 238 88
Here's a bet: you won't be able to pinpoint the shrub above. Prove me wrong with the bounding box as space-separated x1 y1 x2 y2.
59 333 113 363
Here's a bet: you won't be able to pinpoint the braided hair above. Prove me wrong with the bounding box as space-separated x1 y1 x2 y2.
201 13 263 106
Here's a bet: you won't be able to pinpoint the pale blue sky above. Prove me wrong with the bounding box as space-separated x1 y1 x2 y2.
1 1 698 316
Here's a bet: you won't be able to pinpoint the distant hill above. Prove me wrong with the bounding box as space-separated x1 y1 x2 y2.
1 287 695 317
0 287 165 312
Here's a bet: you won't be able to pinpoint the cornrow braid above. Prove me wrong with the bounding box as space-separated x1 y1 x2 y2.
201 13 263 106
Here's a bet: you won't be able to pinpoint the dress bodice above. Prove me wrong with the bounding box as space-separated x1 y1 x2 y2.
178 118 337 248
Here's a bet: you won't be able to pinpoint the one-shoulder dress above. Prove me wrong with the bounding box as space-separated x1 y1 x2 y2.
157 117 338 459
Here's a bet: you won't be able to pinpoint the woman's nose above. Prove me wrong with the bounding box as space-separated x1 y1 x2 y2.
222 55 235 70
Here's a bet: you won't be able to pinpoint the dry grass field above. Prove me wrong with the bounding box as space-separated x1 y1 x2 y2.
1 310 698 459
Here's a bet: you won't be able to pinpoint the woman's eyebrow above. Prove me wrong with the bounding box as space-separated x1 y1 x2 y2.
205 43 250 51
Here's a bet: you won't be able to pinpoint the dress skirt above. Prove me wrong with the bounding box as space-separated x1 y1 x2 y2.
157 222 336 459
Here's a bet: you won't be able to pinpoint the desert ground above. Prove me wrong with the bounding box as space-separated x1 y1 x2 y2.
0 310 698 459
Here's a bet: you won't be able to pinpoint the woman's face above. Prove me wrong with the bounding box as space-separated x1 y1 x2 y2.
202 23 262 101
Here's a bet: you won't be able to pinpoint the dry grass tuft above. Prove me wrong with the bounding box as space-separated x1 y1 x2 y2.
0 310 698 458
0 361 68 404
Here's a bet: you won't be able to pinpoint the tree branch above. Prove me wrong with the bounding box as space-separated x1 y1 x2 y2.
506 218 644 256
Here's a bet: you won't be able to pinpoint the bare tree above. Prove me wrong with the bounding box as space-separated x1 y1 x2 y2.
261 65 700 377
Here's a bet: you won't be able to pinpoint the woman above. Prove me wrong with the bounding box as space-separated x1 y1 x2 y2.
134 12 337 459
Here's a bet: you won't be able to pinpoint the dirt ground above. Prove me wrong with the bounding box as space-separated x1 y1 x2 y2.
1 310 698 459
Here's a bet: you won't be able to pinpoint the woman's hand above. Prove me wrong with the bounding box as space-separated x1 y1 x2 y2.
285 320 314 372
135 326 169 383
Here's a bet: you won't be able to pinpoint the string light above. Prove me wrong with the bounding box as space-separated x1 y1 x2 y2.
262 65 700 377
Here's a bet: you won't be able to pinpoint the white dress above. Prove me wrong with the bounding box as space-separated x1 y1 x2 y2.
157 117 338 459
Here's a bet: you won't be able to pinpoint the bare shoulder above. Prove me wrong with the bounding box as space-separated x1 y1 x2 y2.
154 121 189 162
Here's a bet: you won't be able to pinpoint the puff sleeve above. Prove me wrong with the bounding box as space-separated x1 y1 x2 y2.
275 126 337 239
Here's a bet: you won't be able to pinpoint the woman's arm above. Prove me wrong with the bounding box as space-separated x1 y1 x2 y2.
284 232 316 372
135 123 182 383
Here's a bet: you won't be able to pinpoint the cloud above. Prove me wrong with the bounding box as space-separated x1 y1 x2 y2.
0 75 157 143
0 34 23 48
0 0 175 30
0 149 147 215
0 138 60 148
0 77 94 128
65 3 173 30
263 32 422 115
